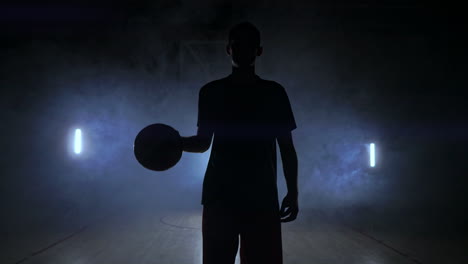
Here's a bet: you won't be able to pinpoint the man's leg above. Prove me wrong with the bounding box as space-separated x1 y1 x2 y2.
202 205 240 264
239 209 283 264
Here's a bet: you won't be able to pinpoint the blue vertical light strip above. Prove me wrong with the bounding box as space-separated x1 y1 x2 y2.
370 143 375 167
74 129 82 154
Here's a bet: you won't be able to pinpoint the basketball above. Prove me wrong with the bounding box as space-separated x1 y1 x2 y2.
134 123 183 171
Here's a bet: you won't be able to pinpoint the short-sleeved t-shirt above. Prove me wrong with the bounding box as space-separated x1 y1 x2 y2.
197 74 296 211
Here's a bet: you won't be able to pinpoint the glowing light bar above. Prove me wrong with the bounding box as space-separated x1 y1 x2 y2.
74 129 82 154
370 143 375 167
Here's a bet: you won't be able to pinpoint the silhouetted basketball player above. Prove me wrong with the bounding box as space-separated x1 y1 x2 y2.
181 21 298 264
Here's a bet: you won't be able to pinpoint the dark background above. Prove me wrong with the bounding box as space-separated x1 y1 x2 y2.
1 0 467 261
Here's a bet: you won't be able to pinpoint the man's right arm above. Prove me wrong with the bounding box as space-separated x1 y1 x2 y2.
181 126 213 153
182 83 214 153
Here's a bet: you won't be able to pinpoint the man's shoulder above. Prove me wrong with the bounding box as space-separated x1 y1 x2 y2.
257 77 285 91
199 77 228 95
199 76 285 94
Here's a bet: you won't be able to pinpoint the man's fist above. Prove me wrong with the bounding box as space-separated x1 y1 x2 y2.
279 193 299 223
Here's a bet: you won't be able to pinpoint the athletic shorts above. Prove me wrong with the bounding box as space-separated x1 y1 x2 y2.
202 205 283 264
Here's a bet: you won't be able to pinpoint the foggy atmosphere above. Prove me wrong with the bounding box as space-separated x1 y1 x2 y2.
1 1 467 263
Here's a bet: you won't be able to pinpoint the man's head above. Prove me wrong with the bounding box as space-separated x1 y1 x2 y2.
226 22 263 68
